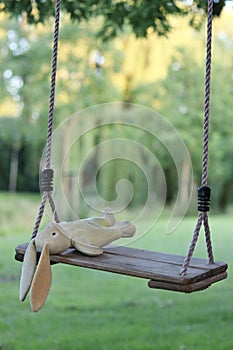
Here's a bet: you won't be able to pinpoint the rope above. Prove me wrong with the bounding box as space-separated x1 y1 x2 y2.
180 0 214 275
201 0 213 187
46 0 61 169
31 0 61 240
31 192 48 239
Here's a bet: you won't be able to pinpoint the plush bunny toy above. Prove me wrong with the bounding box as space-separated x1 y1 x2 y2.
20 208 136 312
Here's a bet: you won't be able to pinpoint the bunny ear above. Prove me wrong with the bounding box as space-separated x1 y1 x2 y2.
20 239 37 302
30 243 52 312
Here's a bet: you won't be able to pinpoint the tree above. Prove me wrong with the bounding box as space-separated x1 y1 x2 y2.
0 12 120 193
0 0 226 40
138 35 233 210
0 5 232 212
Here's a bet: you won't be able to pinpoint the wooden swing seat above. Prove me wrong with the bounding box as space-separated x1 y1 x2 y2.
15 243 227 293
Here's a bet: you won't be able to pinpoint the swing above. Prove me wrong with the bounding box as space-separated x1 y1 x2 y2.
15 0 227 307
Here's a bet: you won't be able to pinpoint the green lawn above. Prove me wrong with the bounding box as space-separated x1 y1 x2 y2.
0 192 233 350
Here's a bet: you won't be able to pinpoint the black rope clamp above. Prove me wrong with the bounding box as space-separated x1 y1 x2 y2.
40 168 54 192
197 186 211 212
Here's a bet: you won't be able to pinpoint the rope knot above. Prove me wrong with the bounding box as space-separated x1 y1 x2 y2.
198 186 211 212
40 168 54 192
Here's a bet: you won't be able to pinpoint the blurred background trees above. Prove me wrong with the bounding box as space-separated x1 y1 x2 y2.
0 1 232 213
0 0 227 39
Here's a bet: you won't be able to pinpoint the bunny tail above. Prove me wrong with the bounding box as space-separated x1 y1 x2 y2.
19 239 37 302
30 243 52 312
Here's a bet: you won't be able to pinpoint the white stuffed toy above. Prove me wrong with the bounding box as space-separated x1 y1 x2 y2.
20 208 136 312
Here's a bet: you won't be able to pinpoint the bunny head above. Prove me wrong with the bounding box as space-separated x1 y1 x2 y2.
35 222 71 254
19 222 71 312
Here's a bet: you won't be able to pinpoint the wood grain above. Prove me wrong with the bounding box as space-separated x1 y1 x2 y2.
15 243 227 292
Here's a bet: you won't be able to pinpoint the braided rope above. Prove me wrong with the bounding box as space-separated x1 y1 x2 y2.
48 193 59 223
180 213 203 275
31 192 48 239
201 0 213 187
46 0 61 169
31 0 61 239
180 0 214 275
203 212 214 264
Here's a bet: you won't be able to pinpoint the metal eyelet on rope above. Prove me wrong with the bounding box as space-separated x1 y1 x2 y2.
198 186 211 212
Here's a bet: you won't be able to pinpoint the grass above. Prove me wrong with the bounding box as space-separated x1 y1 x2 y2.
0 192 233 350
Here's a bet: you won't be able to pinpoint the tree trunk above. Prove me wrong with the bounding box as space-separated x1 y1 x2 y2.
179 155 191 206
9 146 19 192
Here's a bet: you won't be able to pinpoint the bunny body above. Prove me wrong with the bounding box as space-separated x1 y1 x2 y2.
35 215 136 256
20 208 136 312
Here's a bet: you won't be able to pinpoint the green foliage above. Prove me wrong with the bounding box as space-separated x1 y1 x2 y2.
0 9 232 209
131 27 233 210
151 48 205 180
0 14 119 192
0 118 44 191
0 0 226 40
0 192 40 236
0 117 22 146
